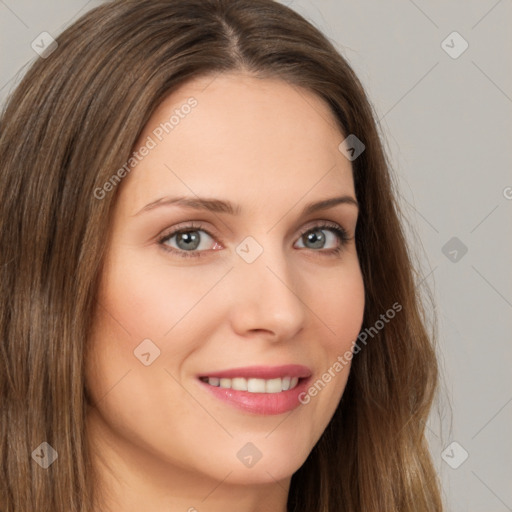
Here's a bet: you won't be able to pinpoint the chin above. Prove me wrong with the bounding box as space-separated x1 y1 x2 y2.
176 439 312 486
228 441 312 484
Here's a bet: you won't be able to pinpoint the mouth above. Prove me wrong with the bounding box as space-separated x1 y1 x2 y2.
196 364 312 415
199 375 302 393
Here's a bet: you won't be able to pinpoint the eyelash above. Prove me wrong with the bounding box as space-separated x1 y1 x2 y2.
157 221 351 259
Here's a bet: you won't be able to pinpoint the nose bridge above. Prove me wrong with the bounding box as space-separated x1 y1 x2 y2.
229 236 307 338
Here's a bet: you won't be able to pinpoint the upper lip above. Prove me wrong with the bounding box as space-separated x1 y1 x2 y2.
198 364 312 380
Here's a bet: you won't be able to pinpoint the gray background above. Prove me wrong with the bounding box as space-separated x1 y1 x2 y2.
1 1 511 511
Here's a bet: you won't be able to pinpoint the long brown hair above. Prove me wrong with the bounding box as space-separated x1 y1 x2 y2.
0 0 443 510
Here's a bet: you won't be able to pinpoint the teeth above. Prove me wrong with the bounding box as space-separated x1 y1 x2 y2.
265 378 282 393
247 378 266 393
203 376 301 393
219 378 231 389
231 377 247 391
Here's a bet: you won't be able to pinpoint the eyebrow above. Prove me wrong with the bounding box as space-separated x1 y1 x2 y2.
134 194 359 217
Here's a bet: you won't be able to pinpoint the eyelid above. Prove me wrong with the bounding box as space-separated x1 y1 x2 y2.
296 219 351 239
158 221 217 240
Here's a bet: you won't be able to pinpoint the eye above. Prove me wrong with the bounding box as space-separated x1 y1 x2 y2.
158 221 351 259
294 222 350 254
158 222 220 258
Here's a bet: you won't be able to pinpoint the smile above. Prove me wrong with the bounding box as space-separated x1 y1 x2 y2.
199 376 300 393
197 364 312 415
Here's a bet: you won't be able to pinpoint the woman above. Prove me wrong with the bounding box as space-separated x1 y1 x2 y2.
0 0 443 510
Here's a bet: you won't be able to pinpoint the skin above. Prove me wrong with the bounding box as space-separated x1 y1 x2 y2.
85 72 365 512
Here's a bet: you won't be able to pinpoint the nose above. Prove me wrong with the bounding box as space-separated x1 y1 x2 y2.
226 244 307 342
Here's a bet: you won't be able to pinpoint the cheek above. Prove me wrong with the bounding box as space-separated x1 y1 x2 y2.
98 246 230 341
301 260 364 407
310 260 365 350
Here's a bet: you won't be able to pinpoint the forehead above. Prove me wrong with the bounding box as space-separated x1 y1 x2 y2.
122 72 354 210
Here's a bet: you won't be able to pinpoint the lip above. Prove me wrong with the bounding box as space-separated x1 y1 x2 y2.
197 364 312 380
197 365 312 415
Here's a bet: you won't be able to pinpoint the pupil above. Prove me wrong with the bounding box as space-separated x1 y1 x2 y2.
306 230 325 249
177 231 200 250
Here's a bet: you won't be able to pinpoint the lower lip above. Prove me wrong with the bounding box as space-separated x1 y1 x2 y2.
197 378 311 415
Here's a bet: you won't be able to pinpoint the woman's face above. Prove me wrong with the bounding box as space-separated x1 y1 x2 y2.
86 72 365 488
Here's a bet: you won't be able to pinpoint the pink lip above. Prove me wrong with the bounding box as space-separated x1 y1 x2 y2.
197 364 312 380
197 365 312 415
